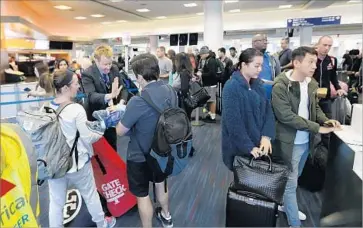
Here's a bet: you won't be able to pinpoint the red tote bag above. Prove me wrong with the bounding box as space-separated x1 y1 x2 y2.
91 137 137 217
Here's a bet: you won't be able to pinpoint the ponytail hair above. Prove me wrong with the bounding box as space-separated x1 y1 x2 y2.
52 70 75 93
39 72 55 95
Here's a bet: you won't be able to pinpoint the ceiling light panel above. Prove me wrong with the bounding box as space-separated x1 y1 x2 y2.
184 3 198 7
278 5 292 9
116 20 127 22
136 8 150 12
347 0 361 3
229 9 241 13
54 5 72 10
74 16 87 20
225 0 238 3
196 12 204 15
91 14 105 18
156 16 167 19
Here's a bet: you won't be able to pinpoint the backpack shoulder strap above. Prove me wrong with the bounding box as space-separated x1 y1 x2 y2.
140 90 163 114
56 101 74 117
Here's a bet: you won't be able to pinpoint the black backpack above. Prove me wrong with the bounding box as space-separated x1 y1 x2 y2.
206 58 225 82
140 85 193 178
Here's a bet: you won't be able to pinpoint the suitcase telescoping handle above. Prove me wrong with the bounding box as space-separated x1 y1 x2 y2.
249 155 273 171
94 155 107 175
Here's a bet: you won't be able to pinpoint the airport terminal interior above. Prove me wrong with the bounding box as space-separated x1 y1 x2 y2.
1 0 362 228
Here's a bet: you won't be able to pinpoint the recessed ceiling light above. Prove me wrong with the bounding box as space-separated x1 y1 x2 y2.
184 3 197 7
116 20 127 23
229 9 241 13
156 16 167 19
225 0 238 3
91 14 105 18
196 12 204 15
136 8 150 12
54 5 72 10
109 0 123 2
74 16 87 20
347 0 361 3
278 4 292 9
101 21 112 25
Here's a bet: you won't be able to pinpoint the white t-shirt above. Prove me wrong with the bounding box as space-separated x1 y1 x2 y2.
286 70 310 144
49 102 103 173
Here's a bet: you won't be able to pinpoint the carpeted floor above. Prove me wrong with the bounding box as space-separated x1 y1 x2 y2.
38 119 323 227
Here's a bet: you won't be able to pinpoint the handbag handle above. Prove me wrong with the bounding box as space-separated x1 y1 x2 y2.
249 155 272 171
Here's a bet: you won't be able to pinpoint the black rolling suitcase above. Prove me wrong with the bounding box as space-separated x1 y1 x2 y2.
226 186 278 227
298 136 328 192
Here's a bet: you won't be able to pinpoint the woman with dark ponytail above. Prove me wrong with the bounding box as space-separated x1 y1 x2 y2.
221 48 275 170
47 70 116 228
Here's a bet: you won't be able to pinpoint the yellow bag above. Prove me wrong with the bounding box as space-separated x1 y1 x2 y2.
1 124 39 228
317 87 328 99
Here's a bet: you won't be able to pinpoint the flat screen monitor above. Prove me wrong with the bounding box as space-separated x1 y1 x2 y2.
170 34 179 46
49 41 73 50
189 33 198 45
179 34 188 46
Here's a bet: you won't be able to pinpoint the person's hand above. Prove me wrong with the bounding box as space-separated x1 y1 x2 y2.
319 126 339 134
111 78 123 99
337 89 347 96
324 119 342 128
108 99 114 107
250 147 261 159
196 71 202 77
27 91 35 97
259 136 272 156
120 99 126 105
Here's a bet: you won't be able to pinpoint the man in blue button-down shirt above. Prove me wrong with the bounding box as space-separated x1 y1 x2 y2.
252 34 281 99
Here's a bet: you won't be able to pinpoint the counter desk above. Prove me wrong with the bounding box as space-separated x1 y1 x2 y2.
320 125 362 227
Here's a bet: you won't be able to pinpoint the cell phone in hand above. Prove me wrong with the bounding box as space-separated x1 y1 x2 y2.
24 87 31 92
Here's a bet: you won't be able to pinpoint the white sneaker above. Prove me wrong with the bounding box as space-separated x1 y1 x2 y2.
278 205 307 221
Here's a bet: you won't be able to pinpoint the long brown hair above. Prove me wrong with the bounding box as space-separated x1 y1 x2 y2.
175 52 193 76
35 62 54 94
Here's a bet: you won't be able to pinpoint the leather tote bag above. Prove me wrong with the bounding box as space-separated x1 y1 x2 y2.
184 81 210 109
232 155 289 205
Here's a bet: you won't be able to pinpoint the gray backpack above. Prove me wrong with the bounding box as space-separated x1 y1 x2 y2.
17 102 79 185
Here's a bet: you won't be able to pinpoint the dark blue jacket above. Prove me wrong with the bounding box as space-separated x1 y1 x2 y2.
221 71 275 170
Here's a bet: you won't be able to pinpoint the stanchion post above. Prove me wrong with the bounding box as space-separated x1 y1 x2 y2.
191 107 204 126
14 84 21 113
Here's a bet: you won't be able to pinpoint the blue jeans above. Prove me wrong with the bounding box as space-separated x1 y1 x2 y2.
283 143 310 227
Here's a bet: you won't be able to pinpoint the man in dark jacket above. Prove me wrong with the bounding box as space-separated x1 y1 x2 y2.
197 46 218 123
82 44 128 150
272 46 341 228
218 47 234 84
313 36 347 118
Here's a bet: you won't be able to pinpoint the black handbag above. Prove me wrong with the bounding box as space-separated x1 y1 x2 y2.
184 81 210 109
232 155 289 205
